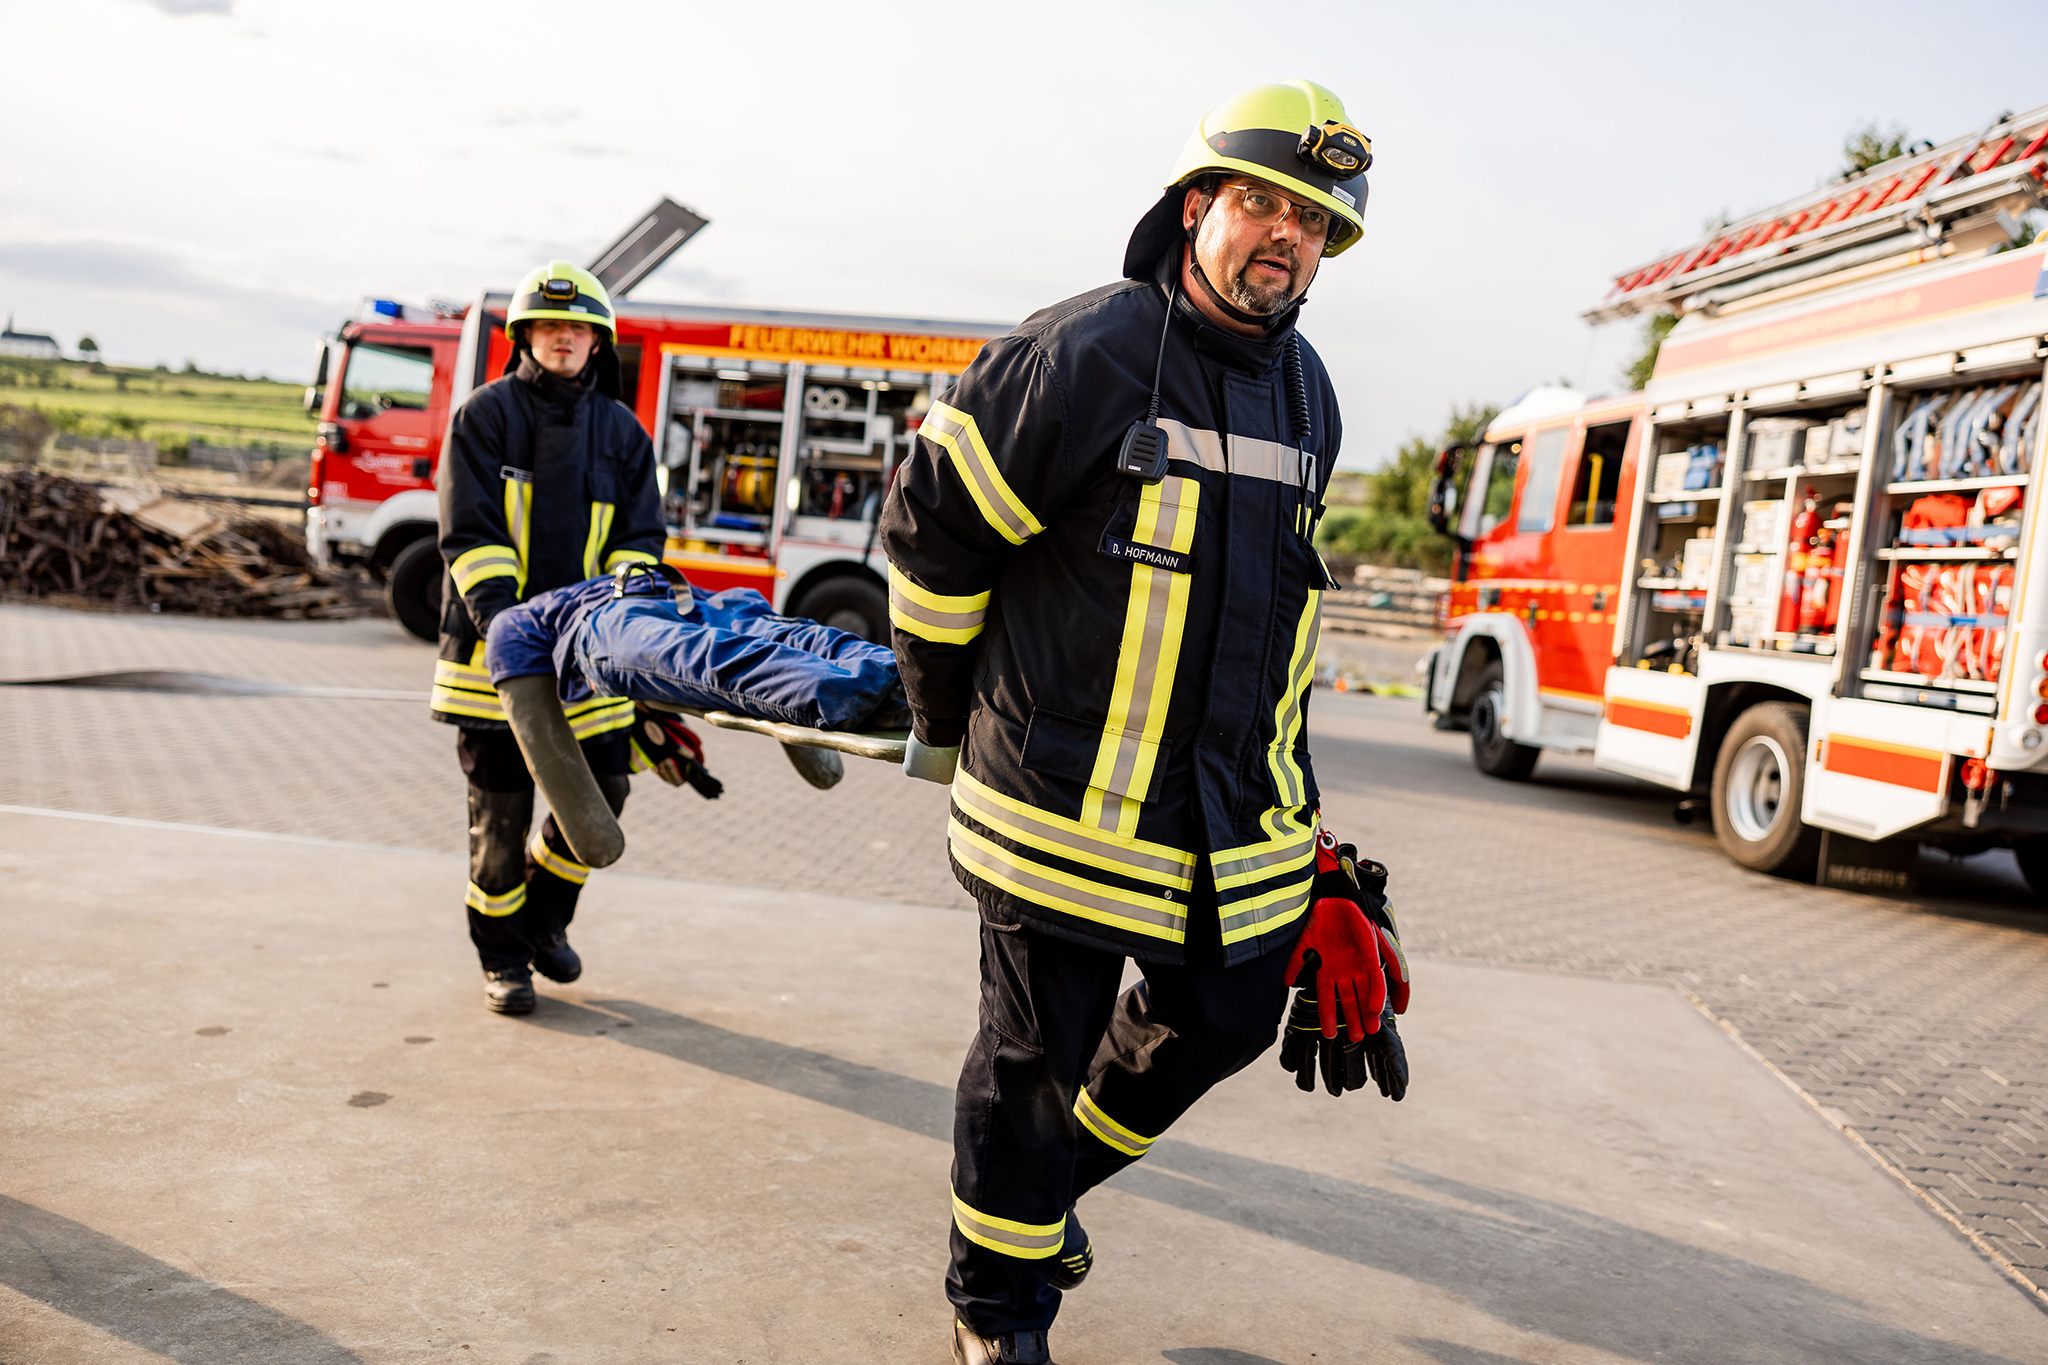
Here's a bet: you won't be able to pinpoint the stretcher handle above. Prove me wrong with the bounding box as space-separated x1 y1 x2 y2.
499 674 626 868
638 700 910 764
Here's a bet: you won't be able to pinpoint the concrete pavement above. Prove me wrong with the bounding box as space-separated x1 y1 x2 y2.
4 807 2044 1364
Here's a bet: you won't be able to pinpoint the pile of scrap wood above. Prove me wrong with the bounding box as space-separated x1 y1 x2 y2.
0 469 375 618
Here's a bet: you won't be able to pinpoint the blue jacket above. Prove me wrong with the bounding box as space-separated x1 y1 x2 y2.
486 576 903 732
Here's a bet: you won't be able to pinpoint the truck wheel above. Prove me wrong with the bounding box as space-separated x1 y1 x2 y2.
1711 702 1821 877
1469 661 1540 780
790 576 888 643
385 537 443 643
2010 838 2048 902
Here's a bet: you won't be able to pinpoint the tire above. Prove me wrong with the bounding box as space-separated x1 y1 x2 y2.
1711 701 1821 877
385 536 444 643
1468 661 1540 780
2011 837 2048 902
789 575 888 643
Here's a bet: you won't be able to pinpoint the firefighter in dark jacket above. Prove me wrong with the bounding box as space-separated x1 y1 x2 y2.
880 82 1412 1365
432 260 664 1016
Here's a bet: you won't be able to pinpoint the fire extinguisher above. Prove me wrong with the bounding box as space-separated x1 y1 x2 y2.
1777 487 1820 635
1799 525 1832 631
1822 509 1851 631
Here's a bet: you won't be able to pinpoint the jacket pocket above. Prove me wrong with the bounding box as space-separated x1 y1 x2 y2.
1097 474 1201 575
1022 707 1166 803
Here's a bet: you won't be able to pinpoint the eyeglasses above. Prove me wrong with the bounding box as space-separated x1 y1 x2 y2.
1215 182 1334 243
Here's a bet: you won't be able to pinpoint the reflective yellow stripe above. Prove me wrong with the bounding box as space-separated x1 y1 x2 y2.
948 817 1185 942
1082 475 1200 834
952 767 1193 889
604 548 659 572
450 543 520 595
1211 825 1317 891
950 1191 1065 1259
1074 1088 1155 1158
583 501 616 580
528 829 589 886
465 881 527 917
921 401 1044 545
565 697 634 738
503 470 532 594
887 563 989 645
1261 590 1321 839
1217 870 1315 945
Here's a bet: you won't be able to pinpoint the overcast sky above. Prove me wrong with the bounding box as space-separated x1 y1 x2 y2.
3 0 2044 468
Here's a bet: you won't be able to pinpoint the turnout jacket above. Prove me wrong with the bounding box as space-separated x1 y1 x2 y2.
431 356 663 733
879 271 1340 966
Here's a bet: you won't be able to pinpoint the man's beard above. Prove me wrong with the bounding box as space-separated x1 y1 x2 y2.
1223 262 1298 316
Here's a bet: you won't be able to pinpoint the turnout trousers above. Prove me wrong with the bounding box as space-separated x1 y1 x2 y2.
947 905 1295 1335
455 727 631 970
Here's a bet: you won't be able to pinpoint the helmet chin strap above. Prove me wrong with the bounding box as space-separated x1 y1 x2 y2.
1183 204 1315 334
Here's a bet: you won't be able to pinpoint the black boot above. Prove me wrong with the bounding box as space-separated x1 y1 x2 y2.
952 1320 1055 1365
523 876 583 984
1048 1210 1091 1291
483 966 536 1015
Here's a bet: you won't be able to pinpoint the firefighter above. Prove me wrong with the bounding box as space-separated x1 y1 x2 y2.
880 81 1411 1364
431 261 664 1016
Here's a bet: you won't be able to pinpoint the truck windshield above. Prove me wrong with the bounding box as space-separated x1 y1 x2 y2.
341 343 433 420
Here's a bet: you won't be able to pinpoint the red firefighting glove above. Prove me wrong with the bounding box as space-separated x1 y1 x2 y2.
1282 828 1410 1041
628 706 724 800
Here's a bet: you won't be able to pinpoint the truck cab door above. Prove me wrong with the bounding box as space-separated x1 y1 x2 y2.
333 340 438 497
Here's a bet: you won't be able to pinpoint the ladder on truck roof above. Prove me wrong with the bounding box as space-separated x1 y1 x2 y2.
1585 105 2048 324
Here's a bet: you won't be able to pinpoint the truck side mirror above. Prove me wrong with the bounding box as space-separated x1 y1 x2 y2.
303 385 325 415
1427 443 1469 536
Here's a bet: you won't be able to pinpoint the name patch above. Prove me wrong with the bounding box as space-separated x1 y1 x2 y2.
1100 534 1192 574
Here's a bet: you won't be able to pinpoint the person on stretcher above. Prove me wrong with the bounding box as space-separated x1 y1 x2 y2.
484 563 912 734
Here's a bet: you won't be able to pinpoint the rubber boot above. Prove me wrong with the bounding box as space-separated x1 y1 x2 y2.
467 785 537 1014
524 872 583 985
523 776 627 985
952 1320 1056 1365
482 966 536 1015
1048 1210 1091 1291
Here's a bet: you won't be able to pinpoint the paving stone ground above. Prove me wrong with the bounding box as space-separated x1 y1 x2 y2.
5 600 2048 1306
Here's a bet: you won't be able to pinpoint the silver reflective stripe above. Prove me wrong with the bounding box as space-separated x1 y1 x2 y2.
951 1193 1065 1259
888 579 985 636
1268 594 1321 808
1213 836 1313 885
1227 434 1305 486
949 819 1186 933
1156 419 1225 472
922 403 1041 544
952 776 1194 884
1099 565 1176 803
1153 421 1304 486
1218 878 1313 935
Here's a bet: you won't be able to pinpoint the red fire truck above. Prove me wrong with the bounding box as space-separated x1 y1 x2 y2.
305 296 1007 641
1423 104 2048 894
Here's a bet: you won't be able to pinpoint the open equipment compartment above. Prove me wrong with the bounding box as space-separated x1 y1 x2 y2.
1852 357 2045 715
661 356 792 547
787 367 934 545
1622 407 1730 674
1715 390 1872 658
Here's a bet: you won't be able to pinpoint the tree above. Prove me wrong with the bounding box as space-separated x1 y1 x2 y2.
76 336 99 361
1622 311 1678 391
1314 401 1501 573
1841 122 1910 178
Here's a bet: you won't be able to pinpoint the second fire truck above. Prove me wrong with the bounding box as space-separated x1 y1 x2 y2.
1423 104 2048 894
305 296 1007 641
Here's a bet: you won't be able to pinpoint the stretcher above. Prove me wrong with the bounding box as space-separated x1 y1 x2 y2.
489 564 911 870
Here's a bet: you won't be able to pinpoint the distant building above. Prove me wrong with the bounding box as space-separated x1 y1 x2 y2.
0 313 61 361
